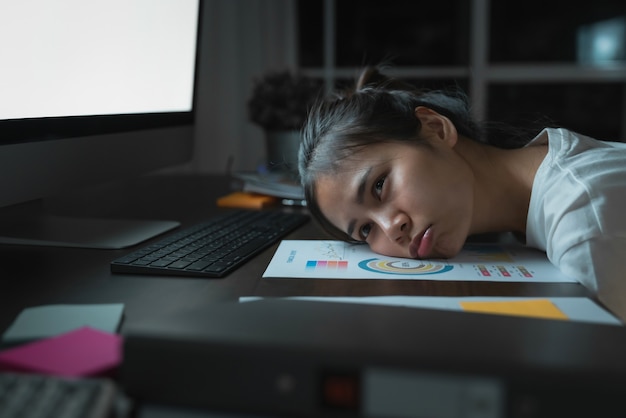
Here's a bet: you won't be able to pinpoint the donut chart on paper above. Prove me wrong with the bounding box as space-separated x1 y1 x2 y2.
358 258 453 275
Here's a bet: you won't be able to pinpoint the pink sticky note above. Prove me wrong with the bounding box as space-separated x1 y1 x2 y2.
0 326 123 377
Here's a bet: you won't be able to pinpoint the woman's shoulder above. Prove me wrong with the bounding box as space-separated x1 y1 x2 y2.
540 127 626 150
528 128 626 239
532 127 626 168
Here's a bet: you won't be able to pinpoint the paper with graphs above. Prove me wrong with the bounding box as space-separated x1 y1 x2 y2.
263 240 576 283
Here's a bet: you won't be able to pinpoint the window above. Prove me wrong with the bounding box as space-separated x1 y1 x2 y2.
298 0 626 140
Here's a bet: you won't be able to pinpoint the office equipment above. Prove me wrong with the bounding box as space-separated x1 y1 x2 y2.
0 0 201 248
111 210 309 278
0 371 117 418
122 299 626 417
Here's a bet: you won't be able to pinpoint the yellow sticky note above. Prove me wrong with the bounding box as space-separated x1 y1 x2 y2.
459 299 568 320
217 192 278 209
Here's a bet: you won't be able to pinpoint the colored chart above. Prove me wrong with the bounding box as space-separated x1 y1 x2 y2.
358 258 453 275
462 244 514 262
306 260 348 270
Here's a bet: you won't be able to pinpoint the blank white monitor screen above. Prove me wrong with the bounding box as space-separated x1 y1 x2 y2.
0 0 198 120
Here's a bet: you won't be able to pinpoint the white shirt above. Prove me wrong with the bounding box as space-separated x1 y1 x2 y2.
526 128 626 319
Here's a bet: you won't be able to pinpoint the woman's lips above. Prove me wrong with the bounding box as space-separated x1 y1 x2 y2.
409 225 434 259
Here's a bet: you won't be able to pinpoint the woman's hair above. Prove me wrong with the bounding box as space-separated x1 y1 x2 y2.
297 66 529 241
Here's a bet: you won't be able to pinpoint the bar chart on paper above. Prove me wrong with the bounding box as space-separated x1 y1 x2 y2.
263 240 577 283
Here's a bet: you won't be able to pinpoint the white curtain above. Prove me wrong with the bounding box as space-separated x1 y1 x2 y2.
191 0 298 174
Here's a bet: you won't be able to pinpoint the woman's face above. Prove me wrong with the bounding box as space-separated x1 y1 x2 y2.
315 131 475 260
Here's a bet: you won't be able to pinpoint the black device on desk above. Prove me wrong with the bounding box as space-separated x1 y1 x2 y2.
111 209 309 278
122 299 626 418
0 371 119 418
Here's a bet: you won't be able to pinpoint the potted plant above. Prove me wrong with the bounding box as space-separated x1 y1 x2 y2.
247 70 323 173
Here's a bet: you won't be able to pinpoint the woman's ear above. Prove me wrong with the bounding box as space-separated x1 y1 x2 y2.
414 106 458 147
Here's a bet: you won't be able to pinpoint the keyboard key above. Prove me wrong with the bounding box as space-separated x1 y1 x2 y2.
168 260 192 269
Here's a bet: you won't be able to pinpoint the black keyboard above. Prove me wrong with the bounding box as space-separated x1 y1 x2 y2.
0 372 118 418
111 209 309 278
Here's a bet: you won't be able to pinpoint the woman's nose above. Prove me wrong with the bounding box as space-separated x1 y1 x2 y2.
377 209 409 241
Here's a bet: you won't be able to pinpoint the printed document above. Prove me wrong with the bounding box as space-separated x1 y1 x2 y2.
263 240 576 283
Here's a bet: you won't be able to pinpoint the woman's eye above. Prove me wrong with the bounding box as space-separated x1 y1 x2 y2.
373 176 386 199
360 223 372 240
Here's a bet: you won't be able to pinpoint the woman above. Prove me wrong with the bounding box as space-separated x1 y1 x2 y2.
298 66 626 319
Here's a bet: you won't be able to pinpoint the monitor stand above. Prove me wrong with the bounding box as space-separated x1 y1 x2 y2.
0 215 179 249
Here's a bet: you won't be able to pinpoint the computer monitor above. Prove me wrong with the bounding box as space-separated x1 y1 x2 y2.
0 0 201 248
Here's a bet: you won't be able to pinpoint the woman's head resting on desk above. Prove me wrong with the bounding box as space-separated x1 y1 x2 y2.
298 66 545 260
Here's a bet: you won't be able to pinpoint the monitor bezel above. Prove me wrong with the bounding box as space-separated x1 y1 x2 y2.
0 112 194 146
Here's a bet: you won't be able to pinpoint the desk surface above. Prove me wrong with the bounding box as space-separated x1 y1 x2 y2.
0 173 613 334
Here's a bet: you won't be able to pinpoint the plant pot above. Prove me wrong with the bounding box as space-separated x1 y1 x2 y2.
265 130 300 174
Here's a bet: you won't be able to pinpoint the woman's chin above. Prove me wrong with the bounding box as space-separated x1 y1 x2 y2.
431 238 465 259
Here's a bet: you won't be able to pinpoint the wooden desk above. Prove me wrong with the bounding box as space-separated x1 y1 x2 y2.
0 173 613 335
2 173 625 418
